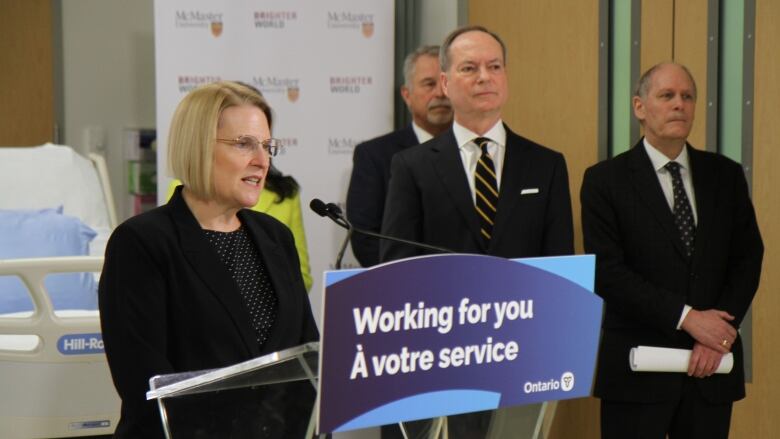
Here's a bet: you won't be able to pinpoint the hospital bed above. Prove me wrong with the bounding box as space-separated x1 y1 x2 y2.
0 144 120 437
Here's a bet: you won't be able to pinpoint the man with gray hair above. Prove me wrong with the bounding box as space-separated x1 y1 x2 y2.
347 45 453 267
582 62 763 438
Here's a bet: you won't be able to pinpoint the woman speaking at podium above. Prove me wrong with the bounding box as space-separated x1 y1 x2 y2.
99 81 318 438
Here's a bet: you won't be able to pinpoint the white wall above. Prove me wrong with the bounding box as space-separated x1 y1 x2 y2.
61 0 155 221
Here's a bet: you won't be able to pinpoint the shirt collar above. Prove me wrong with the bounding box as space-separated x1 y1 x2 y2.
453 119 506 150
411 121 434 144
643 138 690 172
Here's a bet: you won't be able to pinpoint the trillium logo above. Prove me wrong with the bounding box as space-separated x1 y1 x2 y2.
523 371 576 394
561 371 575 391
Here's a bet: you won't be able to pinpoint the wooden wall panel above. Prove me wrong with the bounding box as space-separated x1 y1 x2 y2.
730 0 780 437
470 1 602 438
640 0 709 149
673 0 709 148
0 0 54 145
463 1 779 437
469 0 600 255
640 0 674 73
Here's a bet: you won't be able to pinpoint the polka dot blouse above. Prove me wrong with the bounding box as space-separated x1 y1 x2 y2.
203 225 278 348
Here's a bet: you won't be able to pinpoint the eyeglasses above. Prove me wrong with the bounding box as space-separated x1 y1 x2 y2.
216 135 282 157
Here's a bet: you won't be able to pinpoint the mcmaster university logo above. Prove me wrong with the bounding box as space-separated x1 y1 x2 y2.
328 137 359 154
251 76 301 103
175 10 224 37
327 11 375 38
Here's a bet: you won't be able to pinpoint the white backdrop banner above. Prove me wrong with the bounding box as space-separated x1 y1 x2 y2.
154 0 394 324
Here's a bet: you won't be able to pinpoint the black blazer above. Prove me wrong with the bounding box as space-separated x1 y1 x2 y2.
346 125 419 266
380 125 574 261
98 187 318 438
581 140 763 403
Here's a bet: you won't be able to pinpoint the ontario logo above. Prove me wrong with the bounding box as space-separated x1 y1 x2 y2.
327 11 375 38
329 76 372 94
175 10 224 37
177 75 222 93
254 10 297 29
523 371 575 394
251 76 301 103
327 137 360 154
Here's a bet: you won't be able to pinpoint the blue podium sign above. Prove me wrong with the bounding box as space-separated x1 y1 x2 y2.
317 254 601 434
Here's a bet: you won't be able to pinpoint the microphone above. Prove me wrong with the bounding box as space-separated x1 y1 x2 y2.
309 198 453 267
325 202 342 216
309 198 328 216
310 199 351 269
310 199 349 228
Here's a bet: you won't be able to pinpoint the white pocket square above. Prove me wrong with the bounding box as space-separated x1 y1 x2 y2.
521 188 539 195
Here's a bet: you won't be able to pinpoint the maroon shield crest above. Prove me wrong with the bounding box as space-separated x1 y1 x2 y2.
287 86 300 102
211 21 223 37
362 21 374 38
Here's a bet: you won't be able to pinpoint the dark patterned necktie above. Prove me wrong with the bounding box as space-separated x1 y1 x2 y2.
474 137 498 245
665 161 696 257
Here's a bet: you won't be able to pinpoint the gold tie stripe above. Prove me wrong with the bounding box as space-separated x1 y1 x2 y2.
474 137 498 244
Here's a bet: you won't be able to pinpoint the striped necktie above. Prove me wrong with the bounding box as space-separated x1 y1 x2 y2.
474 137 499 245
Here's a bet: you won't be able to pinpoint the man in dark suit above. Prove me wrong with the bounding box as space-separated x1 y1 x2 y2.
380 26 573 262
581 63 763 438
379 25 573 438
347 45 452 267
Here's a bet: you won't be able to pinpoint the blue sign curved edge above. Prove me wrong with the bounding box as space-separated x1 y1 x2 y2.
325 254 595 293
334 389 501 432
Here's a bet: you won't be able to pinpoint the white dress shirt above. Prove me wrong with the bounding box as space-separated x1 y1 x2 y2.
644 139 698 224
411 121 434 144
453 119 507 203
643 139 696 329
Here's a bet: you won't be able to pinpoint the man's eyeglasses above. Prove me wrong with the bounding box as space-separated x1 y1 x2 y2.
216 135 282 157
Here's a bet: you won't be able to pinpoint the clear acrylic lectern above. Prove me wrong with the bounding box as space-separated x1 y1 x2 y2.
147 342 320 439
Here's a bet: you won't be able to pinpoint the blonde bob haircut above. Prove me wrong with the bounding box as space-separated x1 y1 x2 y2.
168 80 272 199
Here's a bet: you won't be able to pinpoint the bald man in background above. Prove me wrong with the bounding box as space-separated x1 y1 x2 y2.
581 63 763 438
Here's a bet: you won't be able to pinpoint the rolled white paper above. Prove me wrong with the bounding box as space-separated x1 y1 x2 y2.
629 345 733 374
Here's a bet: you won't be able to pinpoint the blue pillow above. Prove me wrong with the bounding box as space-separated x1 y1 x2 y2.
0 207 97 313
